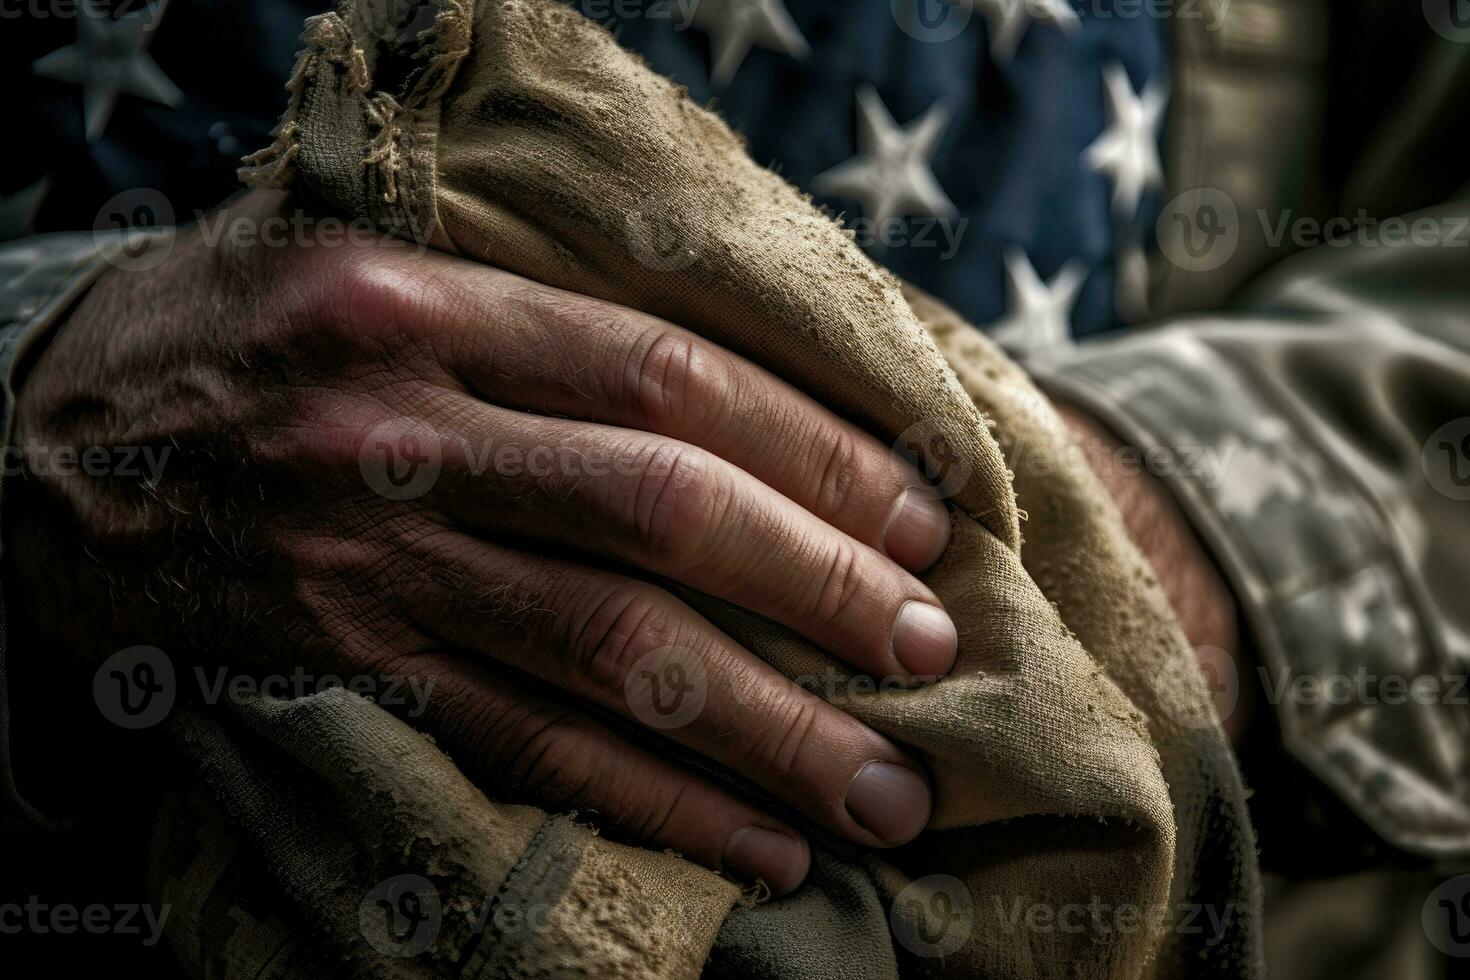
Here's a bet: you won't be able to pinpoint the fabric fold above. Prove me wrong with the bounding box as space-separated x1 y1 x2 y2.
143 1 1279 976
151 689 738 979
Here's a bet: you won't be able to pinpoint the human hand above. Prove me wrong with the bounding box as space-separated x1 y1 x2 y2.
3 190 960 893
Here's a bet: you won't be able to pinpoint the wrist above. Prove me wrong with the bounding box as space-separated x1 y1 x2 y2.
1052 401 1253 743
3 261 142 669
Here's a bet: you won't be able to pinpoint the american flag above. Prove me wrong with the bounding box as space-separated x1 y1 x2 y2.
2 0 1171 348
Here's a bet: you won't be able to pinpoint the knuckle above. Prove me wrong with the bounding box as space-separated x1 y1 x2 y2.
809 426 861 518
494 284 647 407
631 443 728 564
808 538 865 624
628 328 722 433
627 781 689 844
488 704 597 806
476 677 684 839
309 249 449 347
565 585 677 693
747 696 821 779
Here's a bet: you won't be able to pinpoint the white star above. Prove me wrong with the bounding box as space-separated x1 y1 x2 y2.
1083 62 1166 221
32 0 182 142
987 247 1086 356
687 0 810 88
963 0 1080 64
813 86 957 229
0 177 50 242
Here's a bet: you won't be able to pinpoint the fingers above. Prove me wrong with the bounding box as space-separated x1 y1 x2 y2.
386 530 934 849
433 267 952 572
422 398 957 684
403 650 812 894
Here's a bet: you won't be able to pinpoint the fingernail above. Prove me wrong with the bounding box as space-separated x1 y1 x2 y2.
844 762 931 845
883 489 951 571
891 600 958 679
723 827 810 895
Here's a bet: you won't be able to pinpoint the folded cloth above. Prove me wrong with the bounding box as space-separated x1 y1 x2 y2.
150 689 737 979
148 1 1263 976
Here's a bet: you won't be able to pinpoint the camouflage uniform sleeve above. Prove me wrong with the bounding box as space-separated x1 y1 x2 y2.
0 233 112 834
1029 203 1470 871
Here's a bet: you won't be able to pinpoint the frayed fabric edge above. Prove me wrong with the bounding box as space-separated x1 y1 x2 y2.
238 0 474 220
238 12 366 190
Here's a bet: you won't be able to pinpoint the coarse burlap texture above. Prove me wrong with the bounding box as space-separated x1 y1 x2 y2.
147 0 1263 976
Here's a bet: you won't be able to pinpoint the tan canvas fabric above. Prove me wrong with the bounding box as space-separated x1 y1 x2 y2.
152 689 737 979
912 287 1265 978
149 0 1273 975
